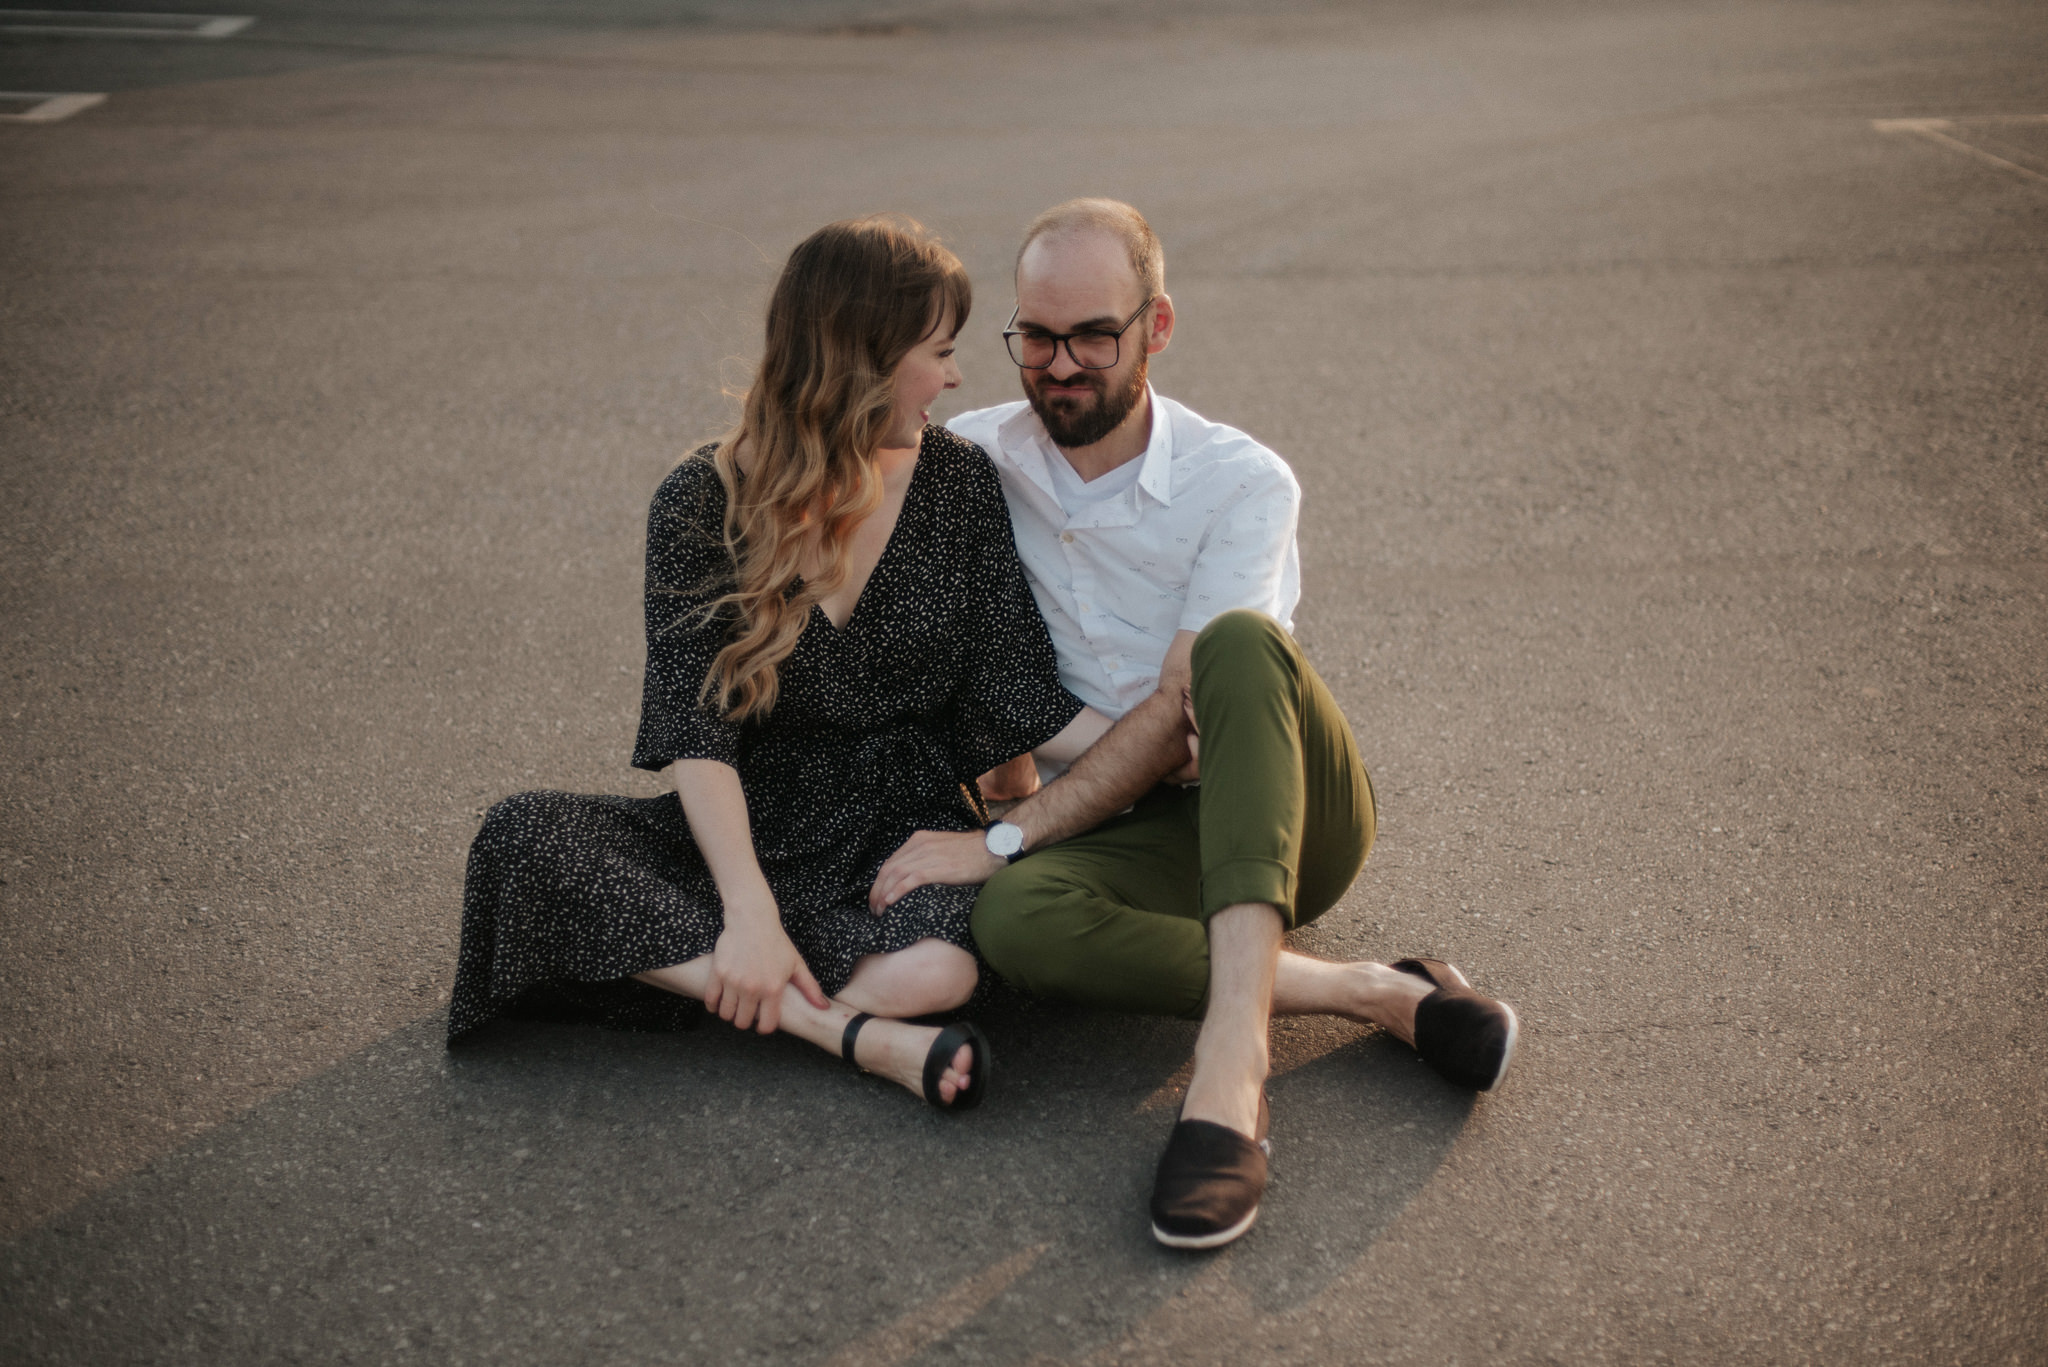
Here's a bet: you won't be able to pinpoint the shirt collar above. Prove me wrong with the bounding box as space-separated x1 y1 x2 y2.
995 402 1061 507
1132 386 1174 507
994 384 1175 509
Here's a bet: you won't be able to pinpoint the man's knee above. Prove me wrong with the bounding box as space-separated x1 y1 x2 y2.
1195 608 1287 652
1192 609 1295 686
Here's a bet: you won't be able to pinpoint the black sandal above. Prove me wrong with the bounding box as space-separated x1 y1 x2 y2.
840 1013 990 1112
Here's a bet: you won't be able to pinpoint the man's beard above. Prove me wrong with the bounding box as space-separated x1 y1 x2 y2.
1024 352 1149 450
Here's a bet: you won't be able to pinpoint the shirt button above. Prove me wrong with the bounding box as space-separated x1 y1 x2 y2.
1060 532 1075 544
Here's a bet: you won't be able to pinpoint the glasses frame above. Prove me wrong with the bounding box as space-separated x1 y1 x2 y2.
1002 295 1157 371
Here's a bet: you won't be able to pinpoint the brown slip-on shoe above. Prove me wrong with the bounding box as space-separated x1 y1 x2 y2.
1149 1095 1272 1250
1391 958 1519 1091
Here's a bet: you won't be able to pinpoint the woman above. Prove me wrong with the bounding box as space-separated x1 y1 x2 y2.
448 216 1103 1108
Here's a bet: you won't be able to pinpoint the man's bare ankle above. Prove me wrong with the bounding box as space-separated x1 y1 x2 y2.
1181 1066 1266 1137
1352 961 1430 1041
1186 1030 1268 1120
1192 1018 1268 1070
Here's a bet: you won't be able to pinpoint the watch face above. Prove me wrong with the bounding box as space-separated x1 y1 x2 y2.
986 822 1024 857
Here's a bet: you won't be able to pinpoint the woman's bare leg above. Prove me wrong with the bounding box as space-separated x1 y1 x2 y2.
838 938 979 1018
837 939 978 1097
634 938 979 1102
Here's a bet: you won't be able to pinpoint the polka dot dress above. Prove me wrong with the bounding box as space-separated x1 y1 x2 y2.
448 428 1085 1042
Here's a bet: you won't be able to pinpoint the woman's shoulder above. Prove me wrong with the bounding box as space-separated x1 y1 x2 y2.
919 423 993 466
918 425 1006 502
651 444 729 517
646 445 733 570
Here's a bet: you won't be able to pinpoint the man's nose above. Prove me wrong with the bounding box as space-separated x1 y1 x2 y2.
1046 343 1085 381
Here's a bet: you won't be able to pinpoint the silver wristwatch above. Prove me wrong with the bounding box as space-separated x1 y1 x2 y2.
984 820 1026 863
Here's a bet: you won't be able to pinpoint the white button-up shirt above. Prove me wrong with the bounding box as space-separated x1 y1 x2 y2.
948 389 1301 721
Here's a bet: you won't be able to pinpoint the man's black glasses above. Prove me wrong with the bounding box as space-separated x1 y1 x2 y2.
1003 296 1156 371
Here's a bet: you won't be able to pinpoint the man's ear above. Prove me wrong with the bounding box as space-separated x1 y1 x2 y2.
1146 294 1176 355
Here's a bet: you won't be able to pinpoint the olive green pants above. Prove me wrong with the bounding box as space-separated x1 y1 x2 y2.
971 610 1376 1018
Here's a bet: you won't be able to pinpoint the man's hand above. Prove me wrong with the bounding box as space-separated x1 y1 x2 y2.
870 830 1004 912
1164 686 1200 784
705 907 826 1034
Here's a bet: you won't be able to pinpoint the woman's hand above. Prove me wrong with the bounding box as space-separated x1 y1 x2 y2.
706 901 826 1035
667 759 826 1035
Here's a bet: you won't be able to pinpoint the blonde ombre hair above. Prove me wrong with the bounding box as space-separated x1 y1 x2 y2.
700 216 971 721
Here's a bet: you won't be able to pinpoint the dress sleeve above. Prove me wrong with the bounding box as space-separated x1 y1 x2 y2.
631 455 745 772
944 448 1087 778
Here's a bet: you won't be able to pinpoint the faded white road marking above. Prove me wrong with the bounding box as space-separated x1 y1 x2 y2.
0 10 252 39
820 1243 1049 1367
1873 116 2048 188
0 91 106 123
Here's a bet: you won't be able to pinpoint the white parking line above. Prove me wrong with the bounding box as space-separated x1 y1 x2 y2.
0 91 107 123
1873 116 2048 188
0 10 253 38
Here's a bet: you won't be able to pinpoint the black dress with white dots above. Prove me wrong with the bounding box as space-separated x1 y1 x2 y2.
448 426 1084 1042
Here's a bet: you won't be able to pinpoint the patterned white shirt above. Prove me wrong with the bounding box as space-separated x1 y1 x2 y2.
948 389 1301 721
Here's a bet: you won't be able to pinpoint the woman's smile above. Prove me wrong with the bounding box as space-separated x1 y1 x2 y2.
884 303 963 447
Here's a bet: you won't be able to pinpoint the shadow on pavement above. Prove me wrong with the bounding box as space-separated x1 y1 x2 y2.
0 994 1469 1365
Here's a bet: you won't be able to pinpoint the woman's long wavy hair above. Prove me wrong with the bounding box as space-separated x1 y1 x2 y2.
699 215 971 721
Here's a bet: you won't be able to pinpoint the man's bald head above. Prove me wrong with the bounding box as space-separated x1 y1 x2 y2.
1009 200 1175 456
1016 198 1164 301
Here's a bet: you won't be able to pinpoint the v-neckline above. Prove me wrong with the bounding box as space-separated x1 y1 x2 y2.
805 445 924 636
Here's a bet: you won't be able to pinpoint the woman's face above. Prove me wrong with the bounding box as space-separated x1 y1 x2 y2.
880 304 962 450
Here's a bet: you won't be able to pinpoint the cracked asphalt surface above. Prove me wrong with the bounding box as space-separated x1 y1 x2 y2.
2 1 2044 1362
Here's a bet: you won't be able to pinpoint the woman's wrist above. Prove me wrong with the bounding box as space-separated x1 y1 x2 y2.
719 884 781 928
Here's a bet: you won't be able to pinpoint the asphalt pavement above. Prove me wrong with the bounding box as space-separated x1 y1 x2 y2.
2 1 2045 1363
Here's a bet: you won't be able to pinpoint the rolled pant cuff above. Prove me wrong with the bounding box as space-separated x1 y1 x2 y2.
1200 858 1297 926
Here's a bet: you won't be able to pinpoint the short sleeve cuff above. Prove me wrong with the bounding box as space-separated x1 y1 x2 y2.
952 685 1086 781
631 707 741 772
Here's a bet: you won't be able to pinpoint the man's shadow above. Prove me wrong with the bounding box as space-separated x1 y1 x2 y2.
0 992 1472 1366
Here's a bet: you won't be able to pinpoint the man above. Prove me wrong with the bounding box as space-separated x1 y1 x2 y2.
871 199 1516 1249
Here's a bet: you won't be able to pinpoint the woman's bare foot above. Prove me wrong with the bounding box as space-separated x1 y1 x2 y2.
849 1015 975 1104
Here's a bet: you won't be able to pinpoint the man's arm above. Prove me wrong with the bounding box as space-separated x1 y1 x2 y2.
867 631 1198 911
1007 629 1197 843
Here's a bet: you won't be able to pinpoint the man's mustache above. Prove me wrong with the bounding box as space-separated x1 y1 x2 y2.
1029 373 1105 404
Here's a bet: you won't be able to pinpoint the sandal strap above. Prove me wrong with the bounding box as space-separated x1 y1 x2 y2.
921 1021 988 1111
840 1012 875 1066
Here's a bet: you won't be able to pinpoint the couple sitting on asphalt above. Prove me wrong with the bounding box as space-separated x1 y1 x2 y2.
449 200 1517 1250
